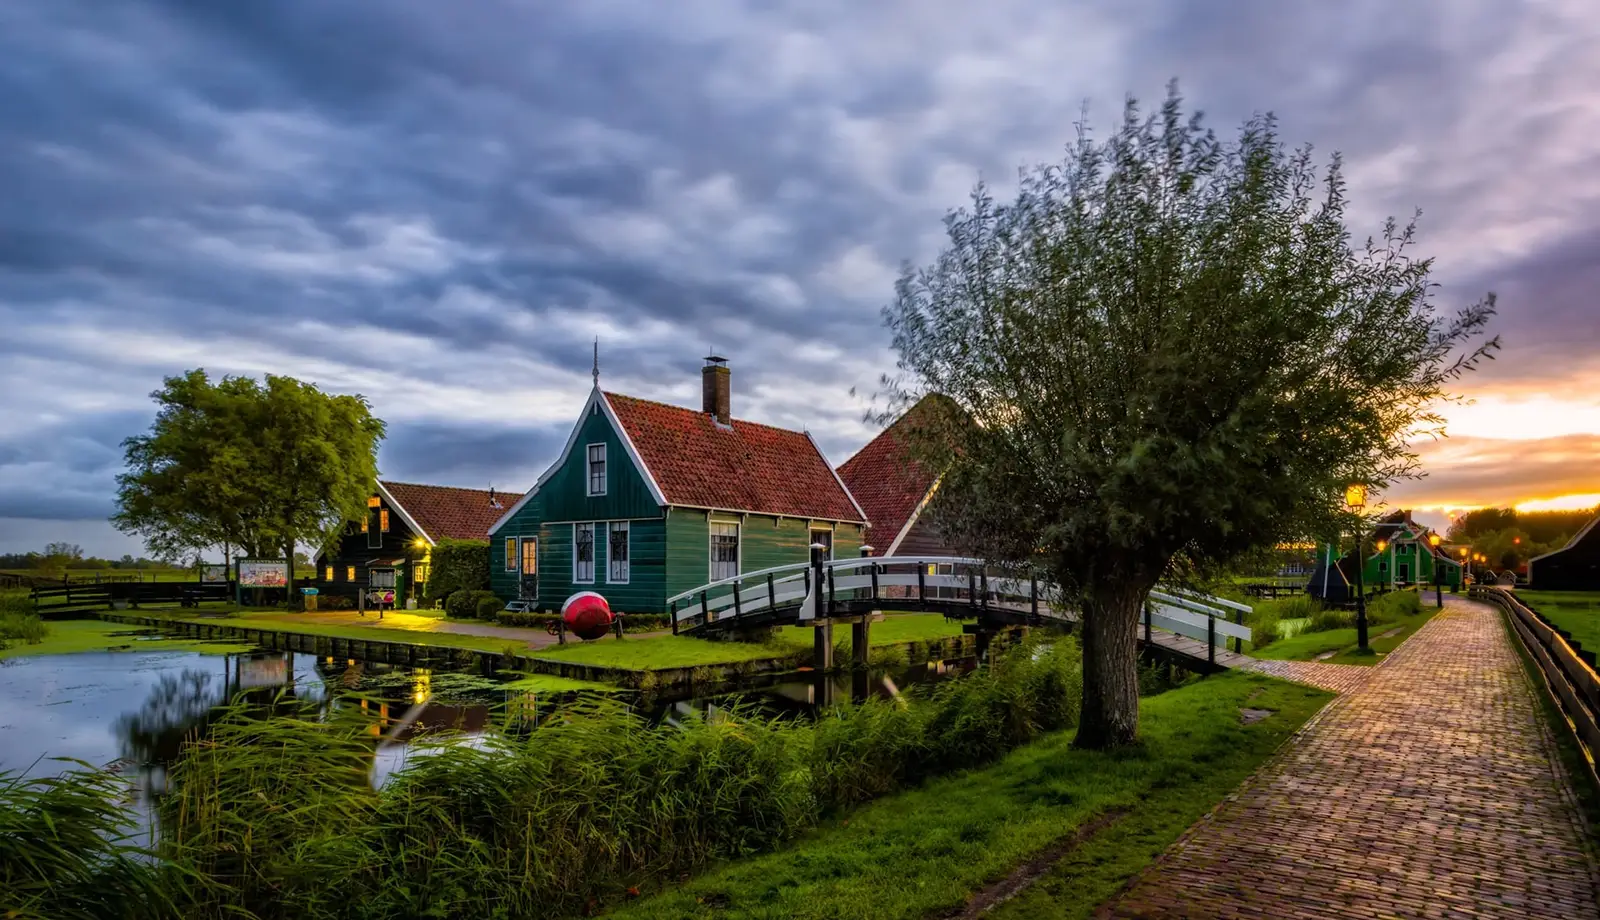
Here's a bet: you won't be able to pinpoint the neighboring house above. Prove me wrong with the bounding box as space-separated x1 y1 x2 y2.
1307 510 1462 602
836 395 958 559
1529 516 1600 590
316 481 505 606
488 357 868 613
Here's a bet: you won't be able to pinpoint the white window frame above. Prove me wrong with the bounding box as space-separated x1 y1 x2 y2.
586 443 607 497
607 521 631 584
505 537 518 572
520 537 538 577
809 526 835 560
709 521 740 582
573 522 597 584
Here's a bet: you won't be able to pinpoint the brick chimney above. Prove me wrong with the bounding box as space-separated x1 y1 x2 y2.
702 354 731 425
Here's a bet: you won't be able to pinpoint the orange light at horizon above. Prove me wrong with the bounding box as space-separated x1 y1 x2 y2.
1514 493 1600 514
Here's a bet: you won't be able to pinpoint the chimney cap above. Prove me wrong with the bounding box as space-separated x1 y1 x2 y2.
704 353 728 366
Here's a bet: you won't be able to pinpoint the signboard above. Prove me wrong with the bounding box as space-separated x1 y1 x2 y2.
236 559 289 588
200 564 229 584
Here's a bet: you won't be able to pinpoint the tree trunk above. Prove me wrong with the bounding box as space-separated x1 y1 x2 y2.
285 537 298 611
1073 576 1149 749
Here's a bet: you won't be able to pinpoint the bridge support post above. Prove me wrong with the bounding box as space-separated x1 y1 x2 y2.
851 667 870 704
852 617 871 669
1207 616 1215 667
814 622 834 671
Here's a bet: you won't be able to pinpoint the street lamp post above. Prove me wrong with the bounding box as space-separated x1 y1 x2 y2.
1375 538 1389 593
1428 533 1444 608
1345 484 1370 652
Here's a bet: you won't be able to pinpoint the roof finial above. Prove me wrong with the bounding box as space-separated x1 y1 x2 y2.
592 338 600 388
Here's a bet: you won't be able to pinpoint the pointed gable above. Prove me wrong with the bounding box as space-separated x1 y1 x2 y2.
603 391 864 522
837 398 943 552
379 481 505 542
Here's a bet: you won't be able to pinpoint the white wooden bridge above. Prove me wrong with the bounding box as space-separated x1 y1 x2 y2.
668 554 1253 672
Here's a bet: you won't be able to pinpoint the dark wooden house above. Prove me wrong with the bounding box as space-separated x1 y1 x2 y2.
315 481 505 606
1529 516 1600 590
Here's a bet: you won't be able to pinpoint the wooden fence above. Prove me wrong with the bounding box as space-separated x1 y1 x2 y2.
1472 585 1600 784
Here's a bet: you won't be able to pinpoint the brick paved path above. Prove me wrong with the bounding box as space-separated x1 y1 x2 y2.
1107 596 1600 919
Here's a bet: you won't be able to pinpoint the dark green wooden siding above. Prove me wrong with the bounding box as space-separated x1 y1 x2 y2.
662 511 866 602
540 405 661 523
531 518 667 613
664 507 710 601
489 491 543 602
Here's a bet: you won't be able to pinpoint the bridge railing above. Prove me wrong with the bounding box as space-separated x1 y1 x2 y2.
668 556 1251 650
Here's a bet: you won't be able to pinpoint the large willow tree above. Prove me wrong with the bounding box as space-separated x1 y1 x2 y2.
883 88 1499 748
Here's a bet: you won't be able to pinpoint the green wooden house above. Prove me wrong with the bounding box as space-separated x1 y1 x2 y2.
488 357 868 613
1359 510 1462 590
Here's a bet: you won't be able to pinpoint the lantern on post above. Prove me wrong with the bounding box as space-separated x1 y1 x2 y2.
1428 532 1444 607
1344 483 1369 652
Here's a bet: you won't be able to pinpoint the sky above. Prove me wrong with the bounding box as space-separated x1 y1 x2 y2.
2 0 1597 557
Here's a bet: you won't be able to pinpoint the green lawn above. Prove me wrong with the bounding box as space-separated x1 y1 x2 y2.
109 608 524 655
499 673 614 692
0 618 256 659
608 672 1330 920
1515 591 1600 652
1251 606 1440 665
533 614 969 670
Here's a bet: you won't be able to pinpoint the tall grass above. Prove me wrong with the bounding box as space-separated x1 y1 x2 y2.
5 638 1084 920
0 766 175 920
0 589 45 651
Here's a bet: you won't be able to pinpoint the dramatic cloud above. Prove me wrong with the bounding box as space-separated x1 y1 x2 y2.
2 0 1597 555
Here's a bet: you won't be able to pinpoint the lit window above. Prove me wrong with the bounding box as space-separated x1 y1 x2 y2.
324 566 333 581
368 496 381 508
520 538 538 576
360 517 368 533
711 522 739 581
414 558 430 584
608 521 630 583
505 537 518 572
574 523 596 583
346 566 356 582
587 444 607 496
380 509 390 532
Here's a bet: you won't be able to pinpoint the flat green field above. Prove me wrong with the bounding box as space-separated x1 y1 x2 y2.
102 608 525 655
610 671 1331 920
1515 591 1600 651
532 614 969 670
0 618 256 659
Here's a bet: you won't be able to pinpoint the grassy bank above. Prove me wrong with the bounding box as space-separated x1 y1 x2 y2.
106 608 530 655
1515 590 1600 652
612 671 1330 920
1244 591 1433 664
0 618 257 659
2 638 1085 920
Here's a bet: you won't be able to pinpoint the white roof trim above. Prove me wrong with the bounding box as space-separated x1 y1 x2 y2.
1530 515 1600 564
885 473 942 557
805 430 870 524
490 387 670 535
599 391 669 507
376 481 434 545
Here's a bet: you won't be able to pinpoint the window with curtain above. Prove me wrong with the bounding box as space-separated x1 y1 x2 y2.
608 521 630 583
505 537 518 571
587 444 607 496
710 522 739 581
574 523 596 583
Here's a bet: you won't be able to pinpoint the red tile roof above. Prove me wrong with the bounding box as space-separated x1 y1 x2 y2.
380 481 506 542
603 392 864 522
837 397 942 549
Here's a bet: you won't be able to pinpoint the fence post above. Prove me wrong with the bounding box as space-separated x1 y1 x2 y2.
1143 604 1151 645
1232 610 1242 654
767 573 776 610
732 578 742 619
700 590 711 624
918 565 927 608
1207 616 1216 666
968 568 978 609
671 600 679 635
1030 575 1039 621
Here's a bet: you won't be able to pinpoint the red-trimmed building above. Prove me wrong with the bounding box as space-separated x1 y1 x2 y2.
315 481 505 606
487 357 867 612
837 395 957 558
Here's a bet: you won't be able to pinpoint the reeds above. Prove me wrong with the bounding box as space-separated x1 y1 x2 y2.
3 638 1085 920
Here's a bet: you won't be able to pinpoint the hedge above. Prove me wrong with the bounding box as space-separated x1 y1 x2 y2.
447 589 500 620
494 609 671 634
424 539 490 606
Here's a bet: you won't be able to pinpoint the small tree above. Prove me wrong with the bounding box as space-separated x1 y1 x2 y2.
883 87 1498 747
423 539 491 607
114 370 386 600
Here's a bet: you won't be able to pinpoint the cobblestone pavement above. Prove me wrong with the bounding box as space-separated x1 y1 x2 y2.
1107 596 1600 919
1239 657 1374 695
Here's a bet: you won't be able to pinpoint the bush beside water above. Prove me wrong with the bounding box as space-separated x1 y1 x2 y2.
2 638 1085 920
0 590 45 651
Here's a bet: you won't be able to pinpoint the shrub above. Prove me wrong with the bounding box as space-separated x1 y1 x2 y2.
494 609 671 634
1304 606 1354 633
475 595 505 619
424 539 490 606
1270 594 1323 621
446 589 498 619
1367 589 1422 624
0 592 45 650
1246 608 1281 648
319 595 354 611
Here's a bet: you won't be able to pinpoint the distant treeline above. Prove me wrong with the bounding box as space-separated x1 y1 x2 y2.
0 542 186 572
1445 507 1596 545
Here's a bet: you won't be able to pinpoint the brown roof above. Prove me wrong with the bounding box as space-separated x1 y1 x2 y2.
380 481 505 542
603 392 864 522
837 397 942 549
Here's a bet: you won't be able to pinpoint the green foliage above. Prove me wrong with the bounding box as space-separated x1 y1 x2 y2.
112 369 385 584
318 595 354 611
6 641 1085 919
1305 605 1354 633
494 609 670 633
0 767 175 920
1448 507 1594 546
474 595 505 619
422 539 489 606
0 591 44 651
881 84 1499 745
444 589 497 619
1367 589 1422 624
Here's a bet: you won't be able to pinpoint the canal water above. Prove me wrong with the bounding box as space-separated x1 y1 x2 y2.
0 630 980 803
